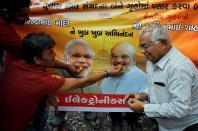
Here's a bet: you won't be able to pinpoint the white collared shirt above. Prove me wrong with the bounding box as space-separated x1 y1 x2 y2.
143 47 198 131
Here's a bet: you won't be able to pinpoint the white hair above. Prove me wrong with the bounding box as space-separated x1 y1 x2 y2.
112 41 136 61
139 23 171 44
64 39 94 57
128 44 136 60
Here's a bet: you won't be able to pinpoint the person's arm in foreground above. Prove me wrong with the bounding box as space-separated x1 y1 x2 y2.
58 66 123 92
52 58 78 75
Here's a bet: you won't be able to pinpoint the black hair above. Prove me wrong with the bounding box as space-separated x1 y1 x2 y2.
0 0 31 10
0 0 31 21
22 32 56 63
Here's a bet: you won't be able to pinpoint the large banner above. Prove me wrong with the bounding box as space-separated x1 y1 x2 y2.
15 0 198 112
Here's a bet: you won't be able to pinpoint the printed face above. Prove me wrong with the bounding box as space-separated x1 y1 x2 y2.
13 7 30 25
40 47 56 67
139 32 163 63
65 44 93 77
111 44 134 72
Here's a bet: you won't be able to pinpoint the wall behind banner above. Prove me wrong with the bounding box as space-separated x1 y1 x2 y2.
14 0 198 71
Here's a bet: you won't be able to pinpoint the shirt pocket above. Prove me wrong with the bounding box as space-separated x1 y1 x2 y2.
151 81 170 103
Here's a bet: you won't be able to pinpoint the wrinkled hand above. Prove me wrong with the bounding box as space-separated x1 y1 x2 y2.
124 92 140 100
125 92 148 102
127 98 145 112
106 65 123 77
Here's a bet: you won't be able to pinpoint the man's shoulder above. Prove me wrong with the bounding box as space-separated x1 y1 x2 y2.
130 66 145 74
168 48 195 70
85 83 100 88
11 59 52 79
101 77 114 83
127 66 147 79
8 58 26 69
100 77 116 89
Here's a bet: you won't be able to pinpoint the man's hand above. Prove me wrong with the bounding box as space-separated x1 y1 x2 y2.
106 65 123 77
125 92 149 102
66 64 80 75
127 98 145 112
73 64 88 73
53 58 79 75
124 92 140 100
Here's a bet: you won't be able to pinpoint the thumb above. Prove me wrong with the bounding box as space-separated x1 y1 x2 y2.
130 98 139 103
124 94 129 100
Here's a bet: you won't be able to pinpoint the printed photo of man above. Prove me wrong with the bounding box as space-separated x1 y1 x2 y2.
100 41 149 131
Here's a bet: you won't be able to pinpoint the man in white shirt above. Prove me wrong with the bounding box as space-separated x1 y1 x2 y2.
125 23 198 131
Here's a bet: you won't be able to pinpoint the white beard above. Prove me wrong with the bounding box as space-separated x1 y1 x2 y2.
66 57 91 78
75 69 90 78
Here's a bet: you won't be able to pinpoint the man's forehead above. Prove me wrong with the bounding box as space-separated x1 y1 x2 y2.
69 45 92 55
111 51 130 57
70 51 91 55
139 32 152 41
112 46 132 55
70 44 88 51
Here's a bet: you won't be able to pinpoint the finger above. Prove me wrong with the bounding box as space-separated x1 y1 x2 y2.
119 64 126 72
125 94 134 101
131 98 143 105
131 98 139 103
112 64 121 69
127 98 139 106
128 98 135 104
118 64 122 71
127 99 136 108
124 94 130 100
114 64 122 72
125 93 135 100
115 65 123 73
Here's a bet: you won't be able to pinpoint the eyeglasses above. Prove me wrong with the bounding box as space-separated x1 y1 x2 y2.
139 42 154 50
139 40 160 50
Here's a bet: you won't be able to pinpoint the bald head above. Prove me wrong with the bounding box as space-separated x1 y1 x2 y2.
111 41 136 72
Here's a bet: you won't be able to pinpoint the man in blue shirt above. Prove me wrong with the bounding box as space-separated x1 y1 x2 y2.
100 41 149 131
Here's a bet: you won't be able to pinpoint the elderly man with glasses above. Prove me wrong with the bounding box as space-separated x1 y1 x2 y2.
125 23 198 131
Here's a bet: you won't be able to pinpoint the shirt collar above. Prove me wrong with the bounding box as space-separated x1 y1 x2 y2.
155 47 175 70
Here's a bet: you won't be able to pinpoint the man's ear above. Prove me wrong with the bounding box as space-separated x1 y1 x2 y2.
160 39 168 46
64 55 70 64
64 55 67 62
159 39 171 51
34 57 42 65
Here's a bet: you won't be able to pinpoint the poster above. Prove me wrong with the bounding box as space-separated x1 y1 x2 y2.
15 0 198 112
